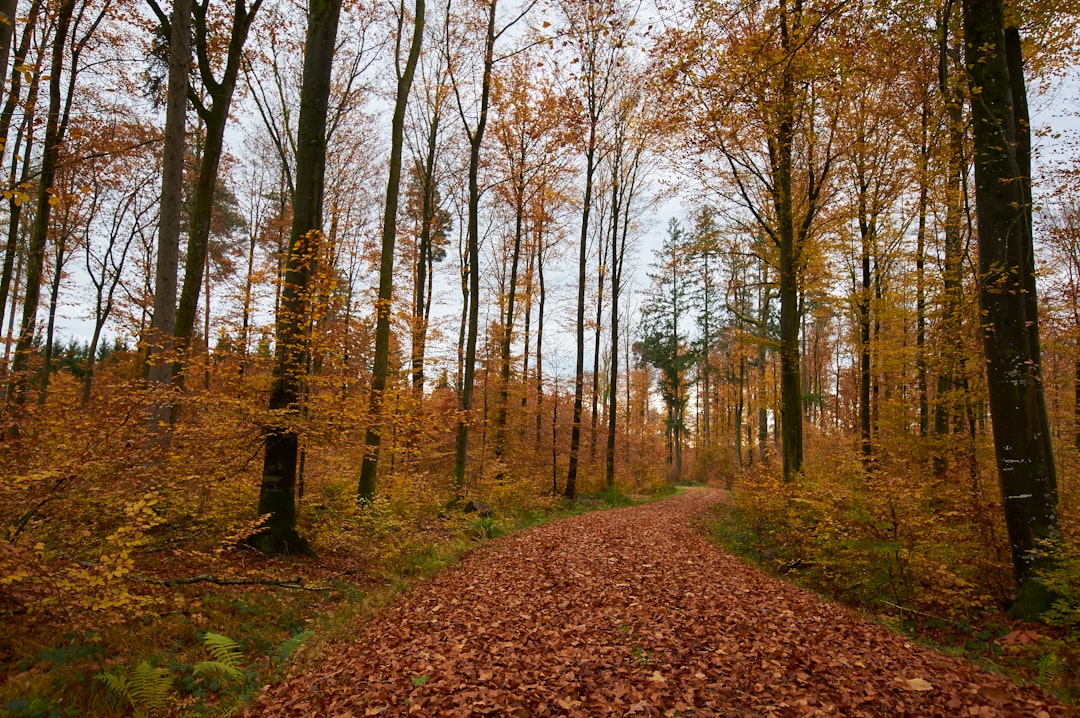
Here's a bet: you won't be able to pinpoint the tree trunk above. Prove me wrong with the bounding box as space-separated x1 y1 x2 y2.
567 137 596 501
169 0 262 383
254 0 341 555
452 0 496 489
0 0 43 340
494 189 524 463
774 0 802 480
963 0 1059 618
7 0 75 411
358 0 424 502
916 96 929 437
146 0 190 396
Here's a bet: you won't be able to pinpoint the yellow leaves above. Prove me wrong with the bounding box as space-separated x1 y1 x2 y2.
2 188 28 206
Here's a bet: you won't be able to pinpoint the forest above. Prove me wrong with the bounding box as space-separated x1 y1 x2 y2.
1 0 1079 711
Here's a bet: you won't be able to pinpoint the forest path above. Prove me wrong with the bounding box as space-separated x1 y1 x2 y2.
245 488 1067 717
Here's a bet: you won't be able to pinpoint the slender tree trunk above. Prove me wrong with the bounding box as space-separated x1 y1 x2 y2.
170 0 262 383
494 191 524 462
590 230 605 462
452 0 495 489
358 0 424 501
0 0 16 95
7 0 75 411
935 6 965 439
774 1 802 480
535 232 545 447
916 96 929 437
567 136 596 500
0 0 43 338
411 101 441 395
38 237 69 405
3 245 22 369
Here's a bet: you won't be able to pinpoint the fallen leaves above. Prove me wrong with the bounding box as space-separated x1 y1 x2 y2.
244 490 1070 717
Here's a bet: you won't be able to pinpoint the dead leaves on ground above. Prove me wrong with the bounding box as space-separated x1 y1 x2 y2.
246 490 1070 717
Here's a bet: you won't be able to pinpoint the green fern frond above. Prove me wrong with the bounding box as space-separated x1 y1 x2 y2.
1038 652 1064 692
95 667 129 709
276 630 313 662
192 659 244 683
201 632 242 669
98 661 171 718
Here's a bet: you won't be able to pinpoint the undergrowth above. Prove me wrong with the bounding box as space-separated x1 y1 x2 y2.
706 438 1080 705
0 479 667 718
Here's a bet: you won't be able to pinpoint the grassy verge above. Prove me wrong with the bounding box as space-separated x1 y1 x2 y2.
1 486 670 718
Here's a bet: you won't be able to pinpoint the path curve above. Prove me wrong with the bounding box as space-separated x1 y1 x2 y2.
246 488 1068 717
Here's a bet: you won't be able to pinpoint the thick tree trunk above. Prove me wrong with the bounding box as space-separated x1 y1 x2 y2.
358 0 424 502
146 0 189 395
254 0 341 554
963 0 1059 618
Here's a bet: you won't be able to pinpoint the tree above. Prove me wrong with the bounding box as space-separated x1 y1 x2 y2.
638 219 695 481
145 0 190 408
254 0 342 554
448 0 538 489
604 80 651 489
358 0 425 502
556 0 630 498
962 0 1059 618
145 0 264 385
8 0 111 411
659 0 842 480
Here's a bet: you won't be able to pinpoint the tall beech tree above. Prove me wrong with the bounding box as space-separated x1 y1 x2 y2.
146 0 190 399
358 0 425 502
962 0 1058 617
661 0 842 479
146 0 263 385
254 0 341 554
556 0 629 498
448 0 537 488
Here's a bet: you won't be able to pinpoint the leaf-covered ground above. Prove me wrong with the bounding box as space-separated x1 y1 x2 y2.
245 489 1070 717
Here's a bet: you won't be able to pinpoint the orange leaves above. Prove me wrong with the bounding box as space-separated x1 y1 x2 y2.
245 490 1069 717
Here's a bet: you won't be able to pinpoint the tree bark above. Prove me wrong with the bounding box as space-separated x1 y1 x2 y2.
146 0 190 397
963 0 1059 618
254 0 341 554
358 0 424 502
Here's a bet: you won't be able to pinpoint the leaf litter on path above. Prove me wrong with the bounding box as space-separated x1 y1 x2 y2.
245 489 1070 717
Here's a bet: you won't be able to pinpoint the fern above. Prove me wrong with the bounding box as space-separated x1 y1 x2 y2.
96 661 173 718
276 630 313 662
96 667 129 709
192 632 244 683
1038 652 1065 693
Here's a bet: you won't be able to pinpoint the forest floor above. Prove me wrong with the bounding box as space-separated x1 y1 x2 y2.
243 488 1071 717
